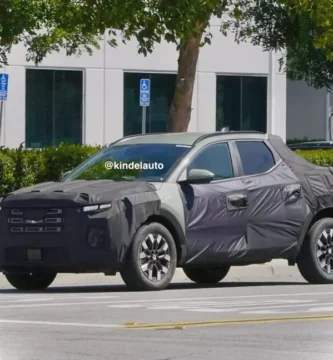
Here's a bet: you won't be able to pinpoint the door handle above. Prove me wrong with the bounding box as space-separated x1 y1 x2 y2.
226 193 248 210
283 184 302 203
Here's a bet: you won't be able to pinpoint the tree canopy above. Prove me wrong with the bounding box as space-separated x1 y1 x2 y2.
232 0 333 89
2 0 333 131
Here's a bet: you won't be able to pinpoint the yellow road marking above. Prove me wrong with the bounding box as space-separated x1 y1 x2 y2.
124 314 333 330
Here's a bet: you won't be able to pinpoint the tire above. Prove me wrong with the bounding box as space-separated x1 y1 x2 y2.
120 222 177 291
297 217 333 284
5 272 57 291
183 266 230 284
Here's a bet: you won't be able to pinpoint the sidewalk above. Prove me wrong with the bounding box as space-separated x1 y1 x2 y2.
0 260 302 289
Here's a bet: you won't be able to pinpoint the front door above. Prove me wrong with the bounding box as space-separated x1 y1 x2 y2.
179 142 248 265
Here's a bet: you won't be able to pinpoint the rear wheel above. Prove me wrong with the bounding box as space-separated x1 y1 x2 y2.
5 272 57 291
183 266 230 284
120 222 177 291
297 217 333 284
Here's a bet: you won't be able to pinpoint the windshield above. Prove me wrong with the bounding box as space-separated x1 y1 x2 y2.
63 143 191 182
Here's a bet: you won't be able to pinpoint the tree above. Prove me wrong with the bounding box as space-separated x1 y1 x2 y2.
107 0 333 130
0 0 141 65
3 0 333 132
232 0 333 90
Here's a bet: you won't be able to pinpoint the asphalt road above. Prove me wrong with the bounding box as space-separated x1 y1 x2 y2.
1 272 333 360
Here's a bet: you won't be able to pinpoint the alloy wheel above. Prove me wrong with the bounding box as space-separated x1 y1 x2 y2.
139 233 171 281
316 228 333 274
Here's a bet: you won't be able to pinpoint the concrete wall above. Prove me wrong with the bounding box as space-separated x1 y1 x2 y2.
2 21 287 148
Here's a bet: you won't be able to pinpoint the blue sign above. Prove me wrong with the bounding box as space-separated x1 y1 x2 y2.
140 79 150 106
0 73 9 101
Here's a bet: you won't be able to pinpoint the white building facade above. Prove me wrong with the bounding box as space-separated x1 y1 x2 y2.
1 20 287 149
287 80 332 141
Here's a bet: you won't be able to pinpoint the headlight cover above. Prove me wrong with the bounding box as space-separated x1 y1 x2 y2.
83 203 112 213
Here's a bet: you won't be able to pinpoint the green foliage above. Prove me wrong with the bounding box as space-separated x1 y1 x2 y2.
0 144 101 197
2 0 333 93
231 0 333 89
296 149 333 167
0 0 137 66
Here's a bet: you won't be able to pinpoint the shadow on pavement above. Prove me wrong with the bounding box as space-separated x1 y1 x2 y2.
0 280 311 294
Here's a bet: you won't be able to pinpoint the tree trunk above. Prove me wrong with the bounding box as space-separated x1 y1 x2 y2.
167 33 203 132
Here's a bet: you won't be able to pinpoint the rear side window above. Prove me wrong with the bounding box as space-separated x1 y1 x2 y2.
236 141 275 176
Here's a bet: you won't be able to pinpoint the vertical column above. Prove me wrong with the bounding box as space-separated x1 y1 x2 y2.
187 74 198 132
4 66 25 148
84 69 105 145
267 50 275 135
197 72 216 131
267 50 287 142
104 69 124 144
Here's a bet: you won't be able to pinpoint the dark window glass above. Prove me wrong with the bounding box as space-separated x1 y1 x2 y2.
65 143 191 182
236 141 275 175
123 73 177 136
188 143 233 180
216 76 267 132
26 69 83 148
216 76 241 131
241 76 267 132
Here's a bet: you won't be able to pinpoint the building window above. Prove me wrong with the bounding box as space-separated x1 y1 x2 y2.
216 75 267 132
123 72 177 136
25 69 83 148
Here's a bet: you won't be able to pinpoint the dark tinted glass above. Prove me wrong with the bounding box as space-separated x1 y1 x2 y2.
123 72 177 136
188 143 233 180
216 76 241 131
65 143 191 182
216 75 267 132
26 69 83 148
236 141 275 175
241 76 267 132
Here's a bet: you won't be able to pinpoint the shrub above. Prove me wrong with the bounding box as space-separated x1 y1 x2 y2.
296 149 333 167
0 144 102 197
0 144 333 197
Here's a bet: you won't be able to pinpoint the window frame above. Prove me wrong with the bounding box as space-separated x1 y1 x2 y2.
123 72 177 136
25 67 86 148
233 139 278 177
181 141 237 183
215 74 268 133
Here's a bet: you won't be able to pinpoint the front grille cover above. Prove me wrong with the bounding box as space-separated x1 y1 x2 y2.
7 208 64 233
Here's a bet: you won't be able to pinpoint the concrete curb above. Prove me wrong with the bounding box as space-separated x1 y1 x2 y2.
0 260 302 288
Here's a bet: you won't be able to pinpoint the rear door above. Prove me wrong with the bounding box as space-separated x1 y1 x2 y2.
234 140 307 259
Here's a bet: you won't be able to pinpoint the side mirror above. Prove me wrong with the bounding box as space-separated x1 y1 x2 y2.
61 170 71 181
179 168 215 184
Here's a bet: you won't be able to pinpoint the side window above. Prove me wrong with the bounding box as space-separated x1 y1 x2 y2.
236 141 275 176
187 143 233 180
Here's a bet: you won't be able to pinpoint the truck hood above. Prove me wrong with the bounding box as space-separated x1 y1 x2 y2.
0 180 162 208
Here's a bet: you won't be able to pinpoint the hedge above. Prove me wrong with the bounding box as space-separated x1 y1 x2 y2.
0 144 332 197
0 143 102 197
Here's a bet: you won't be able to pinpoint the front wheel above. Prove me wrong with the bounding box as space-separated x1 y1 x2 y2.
120 222 177 291
183 266 230 284
297 217 333 284
5 272 57 291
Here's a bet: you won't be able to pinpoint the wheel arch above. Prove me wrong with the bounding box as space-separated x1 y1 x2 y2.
297 207 333 257
145 209 187 265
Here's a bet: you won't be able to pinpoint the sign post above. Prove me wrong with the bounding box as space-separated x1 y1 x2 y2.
139 79 150 134
0 73 9 144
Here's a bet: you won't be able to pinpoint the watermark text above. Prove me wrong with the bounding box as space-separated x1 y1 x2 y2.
104 161 164 170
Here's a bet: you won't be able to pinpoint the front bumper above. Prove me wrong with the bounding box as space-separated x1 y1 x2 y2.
0 206 121 273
